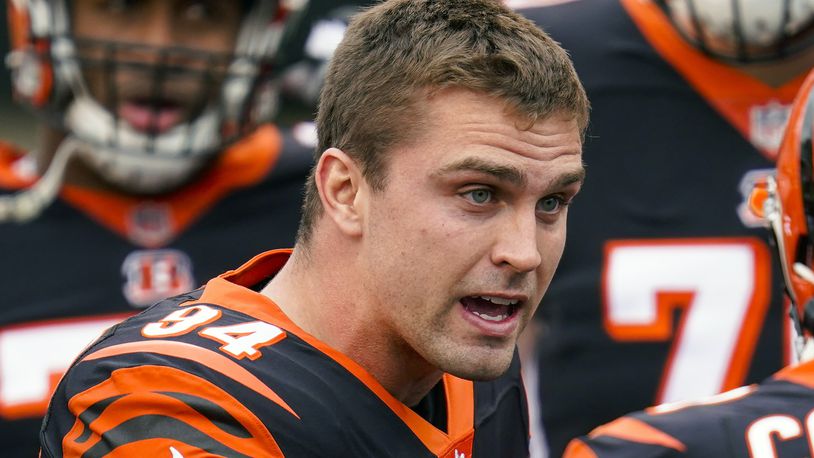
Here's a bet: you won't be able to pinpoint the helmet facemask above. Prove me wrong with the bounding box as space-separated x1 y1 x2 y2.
5 0 287 202
657 0 814 62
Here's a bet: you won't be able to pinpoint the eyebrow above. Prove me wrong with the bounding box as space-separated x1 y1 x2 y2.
556 167 586 188
433 157 527 187
433 157 586 190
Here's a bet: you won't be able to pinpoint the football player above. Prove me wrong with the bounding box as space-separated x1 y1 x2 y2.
517 1 814 455
39 0 589 455
0 0 310 454
564 66 814 458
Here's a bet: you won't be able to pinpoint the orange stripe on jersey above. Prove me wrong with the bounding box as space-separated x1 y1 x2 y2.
62 365 285 457
562 439 599 458
206 250 477 456
81 339 298 418
620 0 804 160
774 359 814 389
59 124 283 247
589 416 687 452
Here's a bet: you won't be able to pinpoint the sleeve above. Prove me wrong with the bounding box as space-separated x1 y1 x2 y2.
562 437 682 458
39 345 291 458
560 416 688 458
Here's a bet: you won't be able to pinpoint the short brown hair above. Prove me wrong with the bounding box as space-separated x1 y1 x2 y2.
297 0 588 244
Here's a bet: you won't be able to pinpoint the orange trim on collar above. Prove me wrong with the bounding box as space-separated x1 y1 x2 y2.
621 0 805 160
201 249 477 456
24 125 281 246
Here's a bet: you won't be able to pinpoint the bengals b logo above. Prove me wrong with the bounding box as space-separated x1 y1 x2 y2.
121 249 194 307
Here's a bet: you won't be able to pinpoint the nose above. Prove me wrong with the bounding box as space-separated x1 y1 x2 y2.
490 211 543 273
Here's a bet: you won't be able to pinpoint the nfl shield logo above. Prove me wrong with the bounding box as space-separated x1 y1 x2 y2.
750 101 791 155
127 202 174 247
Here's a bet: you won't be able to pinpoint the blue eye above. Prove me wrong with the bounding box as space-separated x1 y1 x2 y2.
465 189 492 204
538 196 564 214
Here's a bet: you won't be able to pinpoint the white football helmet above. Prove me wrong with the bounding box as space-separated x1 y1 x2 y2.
659 0 814 61
2 0 297 221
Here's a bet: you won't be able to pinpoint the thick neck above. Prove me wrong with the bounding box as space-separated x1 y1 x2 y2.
261 236 443 407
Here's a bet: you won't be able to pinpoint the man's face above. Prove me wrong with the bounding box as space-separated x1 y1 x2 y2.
72 0 244 133
360 88 584 380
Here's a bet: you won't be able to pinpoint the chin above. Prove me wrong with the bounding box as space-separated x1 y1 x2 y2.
438 347 514 381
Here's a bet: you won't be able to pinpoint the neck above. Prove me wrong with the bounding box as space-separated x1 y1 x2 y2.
261 235 443 406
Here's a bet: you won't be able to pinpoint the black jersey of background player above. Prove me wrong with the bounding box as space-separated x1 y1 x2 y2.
518 0 807 455
40 250 530 457
0 127 311 456
564 360 814 457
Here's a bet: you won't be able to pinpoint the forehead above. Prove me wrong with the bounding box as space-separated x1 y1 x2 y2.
400 88 583 177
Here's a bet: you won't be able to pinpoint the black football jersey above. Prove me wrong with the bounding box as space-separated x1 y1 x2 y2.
563 360 814 457
518 0 807 455
0 125 312 456
40 250 530 457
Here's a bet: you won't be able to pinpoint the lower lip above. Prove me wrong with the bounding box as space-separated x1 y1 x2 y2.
458 301 520 338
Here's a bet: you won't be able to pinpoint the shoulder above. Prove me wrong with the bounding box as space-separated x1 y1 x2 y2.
39 291 349 457
562 401 735 457
566 373 814 458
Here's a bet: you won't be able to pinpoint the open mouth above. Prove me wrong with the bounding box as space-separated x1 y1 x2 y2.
461 295 520 324
118 98 184 134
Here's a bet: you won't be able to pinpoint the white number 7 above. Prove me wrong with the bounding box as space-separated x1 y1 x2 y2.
602 238 772 403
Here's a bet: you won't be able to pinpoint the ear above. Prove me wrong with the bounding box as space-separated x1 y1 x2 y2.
314 147 365 237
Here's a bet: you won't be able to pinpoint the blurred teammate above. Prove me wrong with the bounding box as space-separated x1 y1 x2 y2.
39 0 589 455
517 1 814 454
0 0 309 454
564 67 814 458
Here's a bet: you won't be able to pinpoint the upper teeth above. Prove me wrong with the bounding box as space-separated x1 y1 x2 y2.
479 296 519 306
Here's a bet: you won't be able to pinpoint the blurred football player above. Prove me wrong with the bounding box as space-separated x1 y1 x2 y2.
563 66 814 458
0 0 310 454
516 0 814 456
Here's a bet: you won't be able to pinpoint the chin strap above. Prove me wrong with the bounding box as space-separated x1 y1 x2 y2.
0 136 81 223
790 262 814 362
